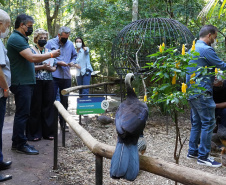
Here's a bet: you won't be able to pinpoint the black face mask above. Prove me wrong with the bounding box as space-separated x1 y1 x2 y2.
60 37 68 44
25 27 33 36
38 40 47 47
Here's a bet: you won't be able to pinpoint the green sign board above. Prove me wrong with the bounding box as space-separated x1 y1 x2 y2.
77 97 109 115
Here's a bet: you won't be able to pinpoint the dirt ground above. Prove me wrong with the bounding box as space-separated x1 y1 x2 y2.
2 95 226 185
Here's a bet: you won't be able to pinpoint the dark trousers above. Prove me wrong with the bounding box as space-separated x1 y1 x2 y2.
0 97 6 162
26 80 55 140
53 78 71 127
10 84 34 148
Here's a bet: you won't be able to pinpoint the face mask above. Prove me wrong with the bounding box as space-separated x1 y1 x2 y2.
60 38 68 44
76 42 82 48
211 39 217 48
0 27 9 38
38 39 47 47
25 27 33 36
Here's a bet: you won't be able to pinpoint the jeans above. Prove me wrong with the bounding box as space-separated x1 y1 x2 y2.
10 84 34 148
53 78 71 127
0 97 7 162
188 93 216 160
76 72 91 96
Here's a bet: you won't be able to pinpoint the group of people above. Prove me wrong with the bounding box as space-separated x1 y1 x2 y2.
0 9 93 182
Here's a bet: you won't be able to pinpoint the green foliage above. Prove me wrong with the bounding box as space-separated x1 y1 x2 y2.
144 45 202 119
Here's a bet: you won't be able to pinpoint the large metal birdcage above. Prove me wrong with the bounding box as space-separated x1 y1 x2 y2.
112 18 195 77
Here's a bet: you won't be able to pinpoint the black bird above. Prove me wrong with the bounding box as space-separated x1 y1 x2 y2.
110 73 149 181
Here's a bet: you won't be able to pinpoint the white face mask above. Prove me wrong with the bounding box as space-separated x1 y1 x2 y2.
76 42 82 48
211 39 217 48
0 27 9 38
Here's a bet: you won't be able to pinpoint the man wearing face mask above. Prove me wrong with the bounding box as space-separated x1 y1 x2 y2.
0 9 13 182
186 25 226 167
6 14 60 155
46 26 77 132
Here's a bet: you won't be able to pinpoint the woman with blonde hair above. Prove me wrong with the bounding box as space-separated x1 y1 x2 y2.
26 28 56 141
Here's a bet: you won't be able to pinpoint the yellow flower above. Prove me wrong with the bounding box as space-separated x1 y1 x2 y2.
215 68 218 74
182 44 185 55
181 83 187 93
162 42 165 48
191 73 195 78
172 72 176 85
159 44 163 53
175 60 180 68
155 92 158 95
144 95 147 102
190 73 196 84
205 66 207 68
191 40 195 51
133 88 135 92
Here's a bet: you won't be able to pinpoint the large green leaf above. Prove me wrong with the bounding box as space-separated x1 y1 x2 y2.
218 0 226 19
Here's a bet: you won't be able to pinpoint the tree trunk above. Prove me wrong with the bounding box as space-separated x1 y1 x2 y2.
44 0 62 38
132 0 138 22
54 101 226 185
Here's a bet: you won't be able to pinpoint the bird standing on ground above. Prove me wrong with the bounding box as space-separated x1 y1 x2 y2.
110 73 149 181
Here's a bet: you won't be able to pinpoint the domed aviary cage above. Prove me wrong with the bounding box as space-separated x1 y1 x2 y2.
112 18 195 77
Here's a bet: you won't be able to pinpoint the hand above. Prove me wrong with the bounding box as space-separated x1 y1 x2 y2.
74 64 81 69
68 62 74 67
51 49 60 58
3 89 9 98
57 61 68 66
83 47 87 51
43 63 51 71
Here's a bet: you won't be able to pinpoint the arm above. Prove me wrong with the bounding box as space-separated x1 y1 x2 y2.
35 64 56 72
19 48 60 63
205 48 226 71
0 66 9 97
216 102 226 109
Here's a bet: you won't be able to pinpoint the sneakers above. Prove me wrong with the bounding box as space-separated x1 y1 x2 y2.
197 156 222 167
187 154 198 160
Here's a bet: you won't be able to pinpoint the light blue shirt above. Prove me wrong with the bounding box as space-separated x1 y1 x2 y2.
0 39 11 98
46 37 77 79
186 40 226 99
75 47 93 76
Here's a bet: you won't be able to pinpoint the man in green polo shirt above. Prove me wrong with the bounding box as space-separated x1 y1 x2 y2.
7 14 60 155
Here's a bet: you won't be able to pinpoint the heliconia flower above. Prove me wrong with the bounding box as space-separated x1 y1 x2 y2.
175 61 180 68
181 83 187 93
215 68 218 74
162 42 165 48
182 44 185 55
159 44 163 53
190 73 196 84
191 40 195 51
144 95 147 102
172 72 176 85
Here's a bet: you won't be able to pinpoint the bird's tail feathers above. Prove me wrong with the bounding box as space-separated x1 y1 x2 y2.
110 142 139 181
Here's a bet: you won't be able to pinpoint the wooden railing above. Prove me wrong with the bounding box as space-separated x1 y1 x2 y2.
54 101 226 185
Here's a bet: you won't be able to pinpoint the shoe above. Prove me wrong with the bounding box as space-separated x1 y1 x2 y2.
0 174 12 182
16 144 39 155
187 153 198 160
197 156 222 167
64 125 69 132
11 144 34 150
0 161 12 170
